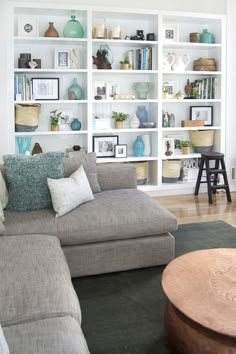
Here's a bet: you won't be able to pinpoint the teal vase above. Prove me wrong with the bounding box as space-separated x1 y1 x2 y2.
68 78 83 100
133 136 145 157
200 29 215 44
63 15 84 38
70 118 81 131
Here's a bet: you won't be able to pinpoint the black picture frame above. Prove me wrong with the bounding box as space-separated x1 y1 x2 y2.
190 106 213 126
31 78 59 100
93 135 119 158
114 144 127 158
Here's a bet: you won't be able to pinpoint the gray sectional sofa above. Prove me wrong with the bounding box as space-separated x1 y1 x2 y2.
0 157 177 353
1 162 177 277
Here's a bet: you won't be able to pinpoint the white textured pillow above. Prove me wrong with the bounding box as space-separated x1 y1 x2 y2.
0 201 5 223
0 172 8 209
47 165 94 218
0 325 9 354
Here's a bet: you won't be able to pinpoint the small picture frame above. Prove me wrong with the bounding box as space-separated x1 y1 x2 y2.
163 24 179 42
167 134 185 153
163 138 175 156
93 135 119 157
54 49 71 69
18 16 39 37
106 82 120 100
114 144 127 158
190 106 213 126
165 81 178 99
94 81 107 100
31 78 59 100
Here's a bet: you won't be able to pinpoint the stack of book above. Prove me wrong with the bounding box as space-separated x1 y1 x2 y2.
14 74 32 101
126 47 152 70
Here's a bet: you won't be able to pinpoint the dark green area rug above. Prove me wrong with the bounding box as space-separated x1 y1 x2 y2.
72 221 236 354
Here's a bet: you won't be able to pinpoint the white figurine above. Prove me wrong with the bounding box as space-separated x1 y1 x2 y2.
28 60 38 69
70 49 80 69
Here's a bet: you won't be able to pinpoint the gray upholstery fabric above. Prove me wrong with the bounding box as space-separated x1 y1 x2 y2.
97 163 137 191
2 190 177 247
0 220 5 235
0 235 81 326
64 233 175 277
4 317 89 354
63 153 101 193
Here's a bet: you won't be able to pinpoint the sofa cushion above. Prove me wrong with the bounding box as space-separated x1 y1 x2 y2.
0 235 81 326
3 189 177 246
0 171 8 209
48 165 94 218
64 152 101 193
0 325 9 354
4 317 89 354
3 152 64 211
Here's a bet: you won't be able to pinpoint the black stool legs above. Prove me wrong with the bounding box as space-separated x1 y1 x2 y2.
194 152 232 204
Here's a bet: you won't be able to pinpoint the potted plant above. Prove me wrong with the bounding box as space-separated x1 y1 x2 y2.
49 109 62 131
119 60 131 70
112 111 130 129
179 140 193 155
162 82 169 99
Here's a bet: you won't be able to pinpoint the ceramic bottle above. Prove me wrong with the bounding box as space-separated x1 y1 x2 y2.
68 78 83 100
44 22 59 37
200 29 215 44
70 118 81 131
63 15 84 38
136 106 148 128
133 136 145 157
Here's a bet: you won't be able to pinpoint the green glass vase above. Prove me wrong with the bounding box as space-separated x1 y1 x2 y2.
68 78 83 100
63 15 84 38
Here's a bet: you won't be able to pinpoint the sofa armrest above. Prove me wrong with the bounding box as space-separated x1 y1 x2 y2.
97 164 137 191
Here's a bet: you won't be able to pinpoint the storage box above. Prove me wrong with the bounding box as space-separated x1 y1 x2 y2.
181 120 204 127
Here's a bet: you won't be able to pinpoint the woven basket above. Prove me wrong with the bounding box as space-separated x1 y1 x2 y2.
162 160 181 183
128 161 148 185
15 104 41 132
190 130 215 153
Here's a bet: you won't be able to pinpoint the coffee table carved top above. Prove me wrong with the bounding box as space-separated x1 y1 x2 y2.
162 248 236 337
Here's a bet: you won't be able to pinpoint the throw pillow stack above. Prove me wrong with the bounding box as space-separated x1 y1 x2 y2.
2 151 100 218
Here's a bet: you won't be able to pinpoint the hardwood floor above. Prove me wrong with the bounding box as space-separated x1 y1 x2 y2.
155 192 236 227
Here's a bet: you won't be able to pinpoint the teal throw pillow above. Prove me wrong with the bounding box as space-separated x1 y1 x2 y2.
3 152 64 211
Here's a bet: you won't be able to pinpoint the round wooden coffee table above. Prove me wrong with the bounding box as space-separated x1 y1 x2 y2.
162 249 236 354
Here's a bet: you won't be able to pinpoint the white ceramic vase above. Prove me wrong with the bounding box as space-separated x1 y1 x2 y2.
141 134 151 156
130 114 140 129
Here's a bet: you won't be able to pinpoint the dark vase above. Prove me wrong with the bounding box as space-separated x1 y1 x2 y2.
70 118 81 131
32 142 43 155
44 22 59 37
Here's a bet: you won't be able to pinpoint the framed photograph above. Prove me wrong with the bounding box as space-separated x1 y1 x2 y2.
163 138 175 156
106 82 120 100
94 81 107 100
18 16 39 37
114 144 127 158
54 49 71 69
165 81 178 99
163 24 179 42
31 78 59 100
93 135 119 158
167 134 185 153
190 106 213 126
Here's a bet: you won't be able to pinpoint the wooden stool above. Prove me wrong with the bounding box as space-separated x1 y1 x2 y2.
194 152 232 204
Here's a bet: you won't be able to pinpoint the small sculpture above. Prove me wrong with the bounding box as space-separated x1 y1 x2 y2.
92 45 113 69
185 79 192 98
70 49 80 69
32 142 43 155
28 60 38 69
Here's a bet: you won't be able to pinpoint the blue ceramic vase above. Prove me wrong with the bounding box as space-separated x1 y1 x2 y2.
133 136 145 157
68 78 83 100
63 15 84 38
70 118 81 131
136 106 148 128
200 29 215 44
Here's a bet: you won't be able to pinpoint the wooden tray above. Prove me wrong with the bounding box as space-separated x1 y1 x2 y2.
181 120 205 127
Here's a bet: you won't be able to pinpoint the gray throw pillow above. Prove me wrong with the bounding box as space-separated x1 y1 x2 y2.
3 152 64 211
63 152 101 193
48 165 94 218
